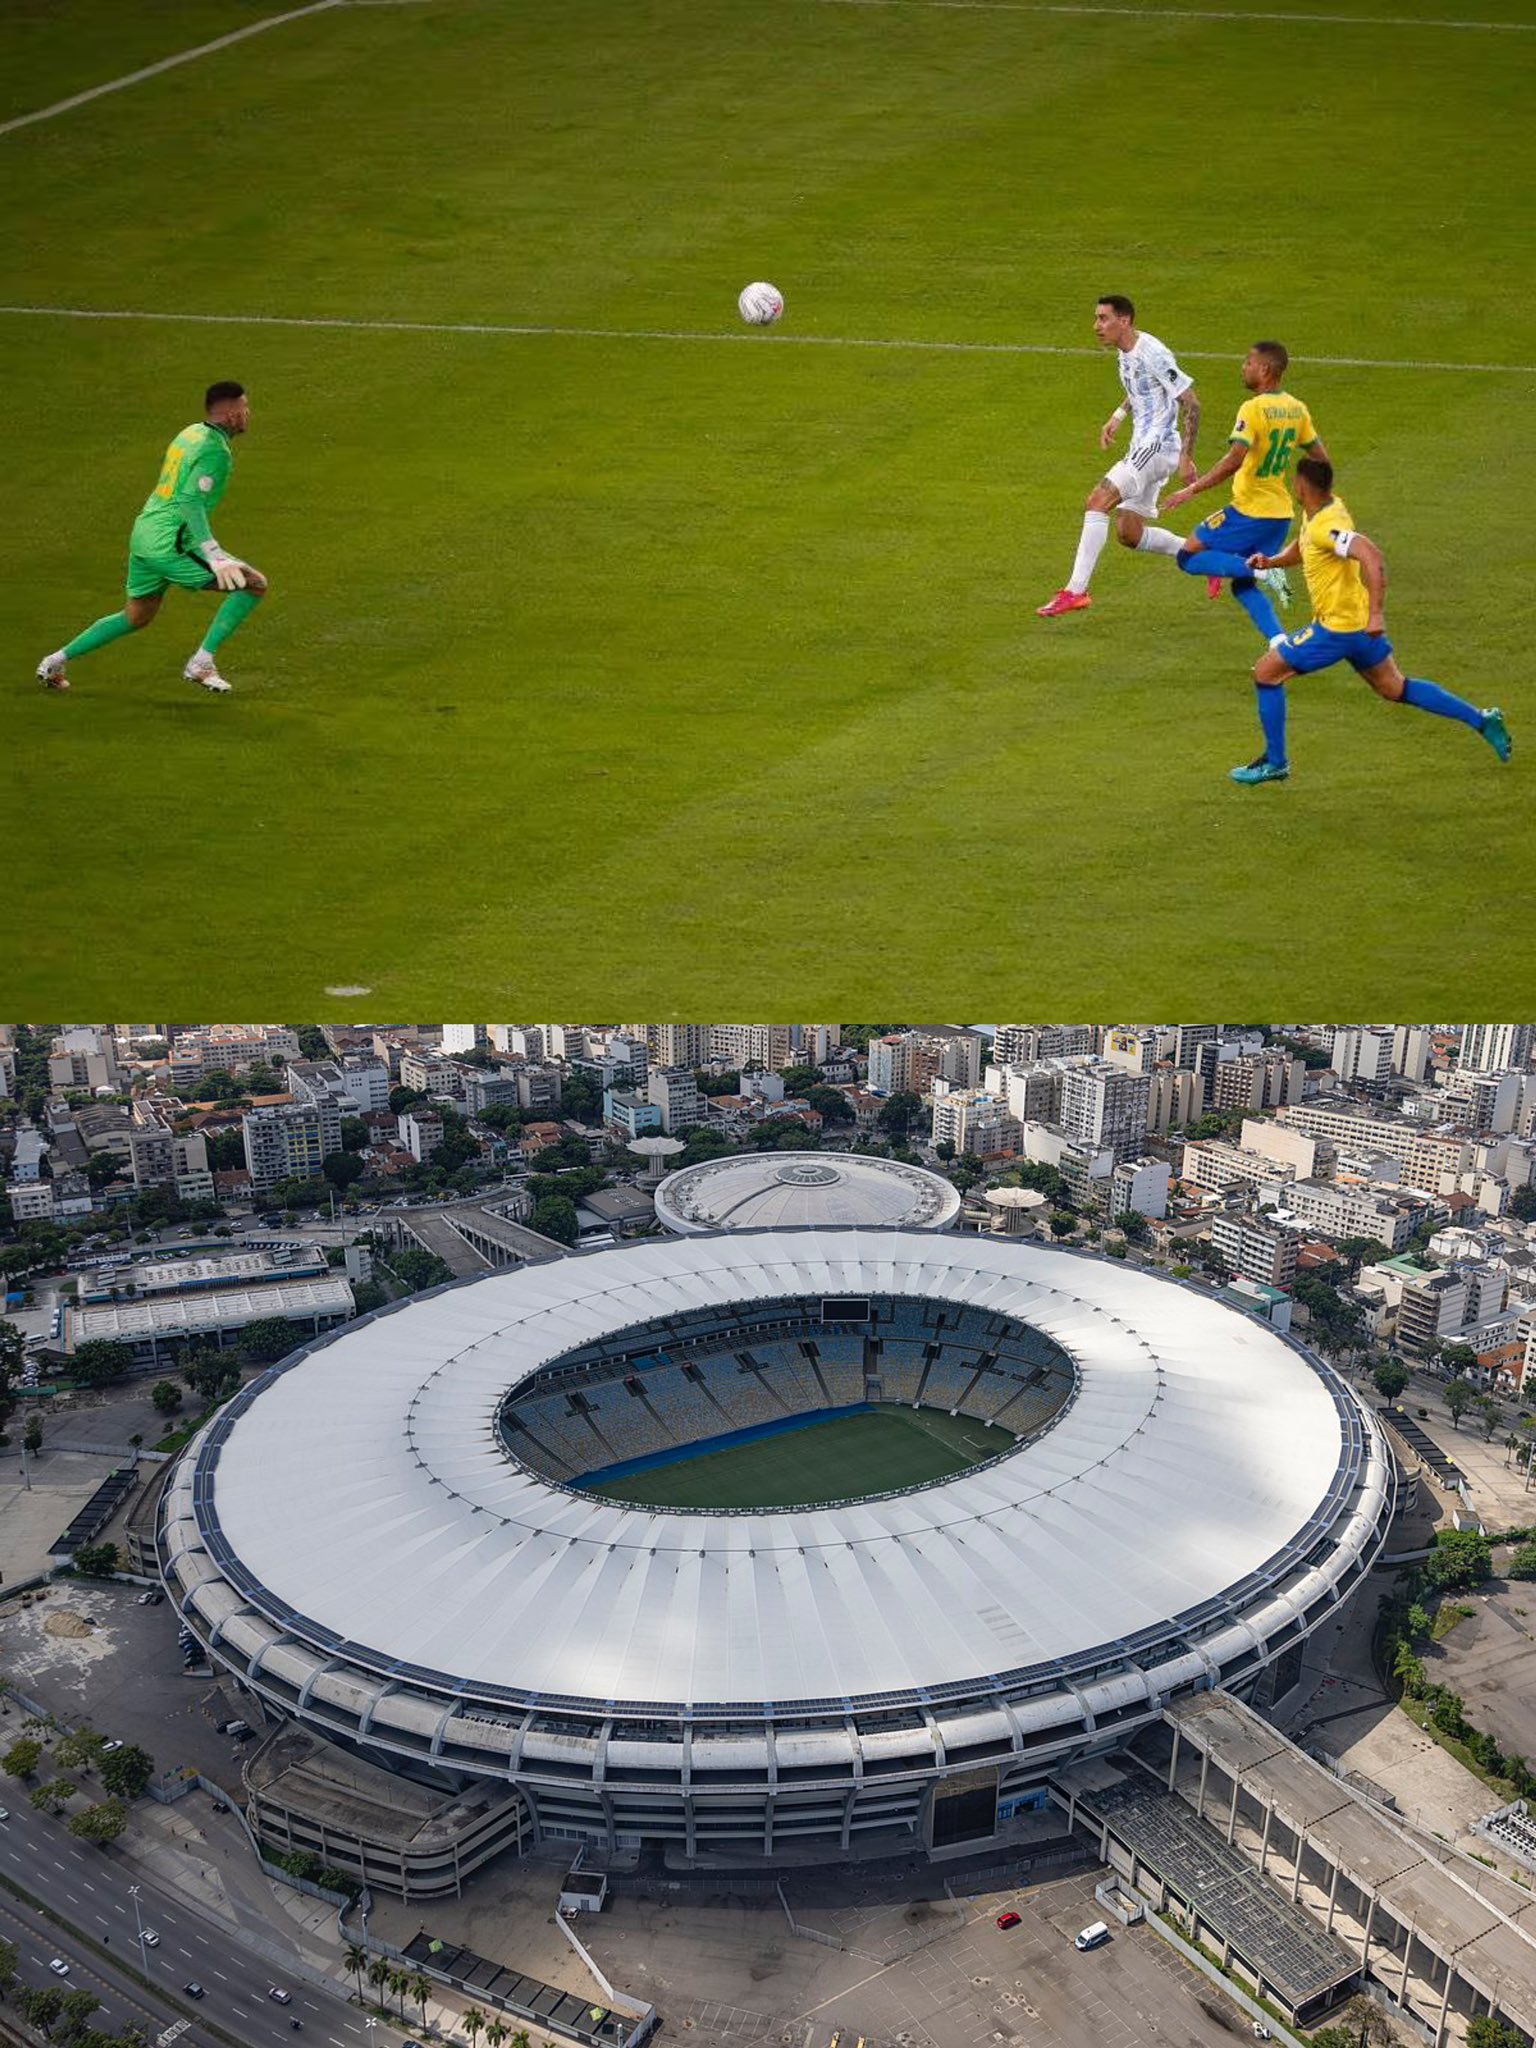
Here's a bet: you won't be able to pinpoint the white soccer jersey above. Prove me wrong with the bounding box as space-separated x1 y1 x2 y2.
1116 331 1193 455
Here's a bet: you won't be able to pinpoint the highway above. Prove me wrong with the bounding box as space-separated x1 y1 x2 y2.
0 1797 419 2047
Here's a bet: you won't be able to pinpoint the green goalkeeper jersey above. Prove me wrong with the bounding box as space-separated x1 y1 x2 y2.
131 420 234 555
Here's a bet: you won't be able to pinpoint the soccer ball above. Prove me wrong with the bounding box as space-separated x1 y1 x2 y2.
738 281 784 326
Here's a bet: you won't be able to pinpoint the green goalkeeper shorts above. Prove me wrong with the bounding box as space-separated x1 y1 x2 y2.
125 534 218 600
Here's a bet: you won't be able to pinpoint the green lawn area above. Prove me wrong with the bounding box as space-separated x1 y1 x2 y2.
3 0 1531 1011
583 1403 1011 1509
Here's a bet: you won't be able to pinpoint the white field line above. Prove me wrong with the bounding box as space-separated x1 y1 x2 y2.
0 0 345 140
1 304 1533 378
803 0 1535 30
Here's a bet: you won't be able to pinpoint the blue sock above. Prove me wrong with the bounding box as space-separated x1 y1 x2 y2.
1256 682 1288 765
1230 576 1282 641
1401 676 1484 731
1177 546 1252 580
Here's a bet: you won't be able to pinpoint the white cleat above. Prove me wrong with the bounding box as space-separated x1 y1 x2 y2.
184 651 232 694
36 651 70 691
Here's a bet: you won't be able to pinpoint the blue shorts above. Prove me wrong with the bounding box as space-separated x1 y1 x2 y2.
1275 622 1394 674
1190 506 1291 558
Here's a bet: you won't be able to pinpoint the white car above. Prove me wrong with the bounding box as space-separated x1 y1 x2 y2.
268 1987 292 2004
49 1958 70 1975
0 1807 9 1822
142 1930 161 1947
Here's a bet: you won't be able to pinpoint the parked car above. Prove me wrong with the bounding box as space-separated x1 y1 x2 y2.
1075 1921 1111 1951
137 1590 164 1606
996 1911 1021 1929
101 1739 124 1754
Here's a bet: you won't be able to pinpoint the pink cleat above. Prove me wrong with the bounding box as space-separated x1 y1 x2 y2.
1036 589 1092 618
1206 576 1223 599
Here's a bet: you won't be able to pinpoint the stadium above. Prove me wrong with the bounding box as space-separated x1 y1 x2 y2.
161 1231 1394 1868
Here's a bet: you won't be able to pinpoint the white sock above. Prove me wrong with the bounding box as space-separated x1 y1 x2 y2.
1136 527 1184 557
1067 509 1111 594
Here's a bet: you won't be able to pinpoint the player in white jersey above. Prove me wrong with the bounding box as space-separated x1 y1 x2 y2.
1037 294 1201 617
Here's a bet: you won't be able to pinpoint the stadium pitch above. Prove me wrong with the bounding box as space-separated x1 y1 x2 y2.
4 0 1530 1013
582 1405 1008 1509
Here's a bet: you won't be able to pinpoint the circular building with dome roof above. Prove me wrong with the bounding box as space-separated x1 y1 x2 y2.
653 1151 962 1234
160 1230 1393 1870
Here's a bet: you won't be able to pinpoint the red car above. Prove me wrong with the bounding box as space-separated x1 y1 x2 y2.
996 1910 1021 1929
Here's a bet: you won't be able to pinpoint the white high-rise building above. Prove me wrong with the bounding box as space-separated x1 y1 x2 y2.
1461 1025 1534 1075
441 1025 488 1055
1327 1026 1393 1086
647 1067 704 1134
1060 1061 1150 1163
1392 1026 1434 1084
243 1101 343 1191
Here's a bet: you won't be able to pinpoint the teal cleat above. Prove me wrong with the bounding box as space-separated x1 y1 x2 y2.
1256 565 1292 611
1479 706 1512 763
1229 756 1290 785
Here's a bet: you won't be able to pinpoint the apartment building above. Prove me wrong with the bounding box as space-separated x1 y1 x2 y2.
645 1024 712 1069
1181 1140 1290 1199
168 1026 300 1084
243 1100 343 1190
1460 1024 1534 1075
647 1066 705 1133
1209 1212 1299 1289
1109 1156 1171 1221
1327 1026 1393 1087
711 1025 794 1073
1060 1061 1150 1163
1278 1104 1474 1189
1278 1179 1427 1249
48 1026 122 1094
930 1089 1022 1160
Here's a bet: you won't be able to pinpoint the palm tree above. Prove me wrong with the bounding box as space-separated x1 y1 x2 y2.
411 1970 432 2030
485 2020 511 2048
344 1942 368 2003
462 2007 487 2046
390 1965 412 2020
367 1955 391 2009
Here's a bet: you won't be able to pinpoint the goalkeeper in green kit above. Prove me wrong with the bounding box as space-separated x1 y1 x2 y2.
37 380 266 695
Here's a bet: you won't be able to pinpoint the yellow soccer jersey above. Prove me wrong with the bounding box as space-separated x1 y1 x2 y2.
1229 390 1318 517
1300 496 1370 632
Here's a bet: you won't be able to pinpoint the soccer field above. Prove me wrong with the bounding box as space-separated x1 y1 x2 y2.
582 1404 1007 1508
4 0 1532 1013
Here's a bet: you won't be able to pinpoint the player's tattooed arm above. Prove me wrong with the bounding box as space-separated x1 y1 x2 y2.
1176 386 1200 480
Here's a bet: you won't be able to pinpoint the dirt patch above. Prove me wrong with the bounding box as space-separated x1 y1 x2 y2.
44 1609 96 1639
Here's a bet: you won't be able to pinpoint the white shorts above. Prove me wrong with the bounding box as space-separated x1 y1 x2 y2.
1105 444 1181 517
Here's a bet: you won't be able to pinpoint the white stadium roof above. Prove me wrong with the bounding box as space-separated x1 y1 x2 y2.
653 1153 961 1234
177 1233 1386 1713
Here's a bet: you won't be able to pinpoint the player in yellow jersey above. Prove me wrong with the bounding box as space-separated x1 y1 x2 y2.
36 381 267 695
1227 456 1512 783
1157 340 1327 641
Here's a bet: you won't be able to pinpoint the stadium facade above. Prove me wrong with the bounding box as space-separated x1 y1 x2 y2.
652 1151 962 1234
161 1232 1393 1869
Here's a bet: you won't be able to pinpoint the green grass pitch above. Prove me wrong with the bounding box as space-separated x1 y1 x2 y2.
3 0 1532 1012
582 1404 1009 1509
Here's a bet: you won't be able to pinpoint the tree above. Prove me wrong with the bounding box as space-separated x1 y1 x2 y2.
1114 1209 1150 1244
30 1778 74 1814
934 1138 956 1162
367 1956 390 2003
99 1744 154 1800
1509 1185 1536 1223
201 1127 249 1172
239 1318 302 1365
19 1986 64 2034
1423 1530 1492 1591
65 1340 135 1388
1439 1341 1480 1378
0 1935 16 1999
1372 1359 1410 1400
389 1247 454 1291
323 1150 365 1190
70 1542 119 1578
67 1802 128 1851
1469 2015 1531 2048
877 1092 922 1141
1048 1211 1076 1239
340 1116 371 1153
462 2009 487 2047
2 1737 43 1780
150 1379 183 1415
485 2019 511 2048
59 1987 101 2037
54 1728 105 1773
530 1196 579 1246
1475 1394 1505 1442
1506 1539 1536 1581
352 1280 387 1315
1337 1236 1392 1272
411 1970 432 2030
182 1348 241 1405
344 1942 369 2003
1445 1378 1475 1430
23 1413 43 1454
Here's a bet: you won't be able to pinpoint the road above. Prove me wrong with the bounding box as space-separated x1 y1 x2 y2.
0 1797 419 2047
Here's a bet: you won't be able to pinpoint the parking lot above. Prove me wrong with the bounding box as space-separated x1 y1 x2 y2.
576 1867 1277 2048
